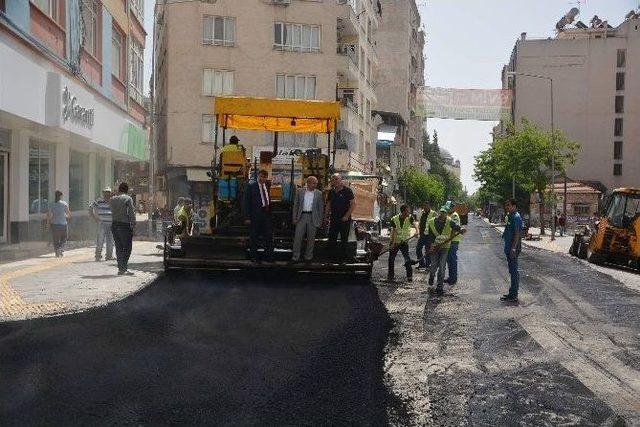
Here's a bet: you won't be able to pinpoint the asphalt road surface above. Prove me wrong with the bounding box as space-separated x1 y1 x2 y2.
1 217 639 425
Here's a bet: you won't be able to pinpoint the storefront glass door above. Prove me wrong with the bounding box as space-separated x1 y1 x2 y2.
0 152 7 243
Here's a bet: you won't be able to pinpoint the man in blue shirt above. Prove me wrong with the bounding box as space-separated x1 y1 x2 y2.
501 198 523 303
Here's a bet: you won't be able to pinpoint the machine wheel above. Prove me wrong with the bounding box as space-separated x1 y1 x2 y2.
587 247 604 265
577 241 588 259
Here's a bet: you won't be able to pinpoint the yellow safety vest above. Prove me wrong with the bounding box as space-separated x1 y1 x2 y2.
451 211 463 243
428 216 453 249
392 214 412 243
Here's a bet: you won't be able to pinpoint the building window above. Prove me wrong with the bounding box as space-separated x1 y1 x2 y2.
366 58 372 83
275 74 316 100
28 140 55 215
129 39 144 104
616 72 625 91
617 49 626 67
274 23 320 52
69 150 90 211
365 99 371 123
32 0 59 22
573 204 590 215
111 26 124 81
613 163 622 176
614 118 623 137
203 16 235 46
81 0 99 57
203 69 234 96
95 155 106 199
615 95 624 114
130 0 143 24
202 114 215 144
614 140 623 160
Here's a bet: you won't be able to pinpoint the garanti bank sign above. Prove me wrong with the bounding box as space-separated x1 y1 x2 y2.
62 86 95 128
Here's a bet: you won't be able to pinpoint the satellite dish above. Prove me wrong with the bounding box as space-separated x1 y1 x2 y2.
556 7 580 30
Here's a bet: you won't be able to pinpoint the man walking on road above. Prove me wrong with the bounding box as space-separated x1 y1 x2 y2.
89 187 114 262
501 198 523 303
445 202 463 286
387 204 417 283
416 201 435 270
326 173 356 263
427 206 462 296
291 176 323 263
110 182 136 275
244 169 274 263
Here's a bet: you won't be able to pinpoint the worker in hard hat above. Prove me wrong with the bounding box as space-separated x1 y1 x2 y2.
445 201 464 286
427 205 463 296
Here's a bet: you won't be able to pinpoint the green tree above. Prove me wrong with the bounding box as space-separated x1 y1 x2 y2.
473 119 580 233
421 129 465 202
397 167 446 208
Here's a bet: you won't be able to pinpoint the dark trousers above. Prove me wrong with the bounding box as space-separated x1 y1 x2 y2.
328 219 351 261
506 249 521 297
112 222 133 272
388 241 412 279
51 224 67 254
446 242 459 283
416 235 431 268
249 212 274 261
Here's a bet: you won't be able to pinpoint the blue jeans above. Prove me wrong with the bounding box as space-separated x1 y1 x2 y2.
446 241 459 283
505 250 520 297
416 235 431 268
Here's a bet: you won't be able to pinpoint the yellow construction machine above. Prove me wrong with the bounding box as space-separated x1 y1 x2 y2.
570 188 640 270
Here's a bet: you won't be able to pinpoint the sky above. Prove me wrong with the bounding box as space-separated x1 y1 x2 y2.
141 0 637 193
419 0 637 193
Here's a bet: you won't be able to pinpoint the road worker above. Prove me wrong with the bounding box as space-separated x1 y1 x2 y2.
416 201 436 270
221 135 245 153
427 205 463 296
387 204 418 283
445 201 464 286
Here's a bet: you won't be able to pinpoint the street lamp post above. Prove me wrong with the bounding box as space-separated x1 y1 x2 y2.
507 72 555 241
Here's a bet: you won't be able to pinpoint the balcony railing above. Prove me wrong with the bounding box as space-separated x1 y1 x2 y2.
337 43 359 66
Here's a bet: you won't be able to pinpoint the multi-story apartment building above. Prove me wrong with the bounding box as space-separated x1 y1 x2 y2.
0 0 148 248
500 12 639 191
154 0 380 204
375 0 425 173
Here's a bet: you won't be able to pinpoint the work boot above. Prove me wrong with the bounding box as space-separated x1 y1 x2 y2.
407 276 413 283
428 276 434 287
436 288 444 296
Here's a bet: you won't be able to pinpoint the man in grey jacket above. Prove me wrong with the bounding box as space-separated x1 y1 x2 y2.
291 176 324 263
110 182 136 275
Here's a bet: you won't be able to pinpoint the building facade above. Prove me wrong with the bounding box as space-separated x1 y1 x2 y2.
501 13 639 191
375 0 425 172
154 0 381 206
0 0 148 247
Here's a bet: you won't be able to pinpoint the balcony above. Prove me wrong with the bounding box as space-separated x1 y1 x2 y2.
337 0 359 36
337 44 360 81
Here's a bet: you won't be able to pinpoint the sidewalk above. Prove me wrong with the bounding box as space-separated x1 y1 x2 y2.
0 241 163 322
493 223 574 253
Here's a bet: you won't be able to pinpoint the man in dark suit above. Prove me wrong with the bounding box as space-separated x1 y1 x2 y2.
244 169 274 262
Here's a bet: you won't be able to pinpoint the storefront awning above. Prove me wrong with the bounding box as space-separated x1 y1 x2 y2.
214 96 341 133
186 168 211 182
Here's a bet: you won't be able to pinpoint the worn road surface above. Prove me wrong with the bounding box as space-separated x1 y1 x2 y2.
1 217 639 425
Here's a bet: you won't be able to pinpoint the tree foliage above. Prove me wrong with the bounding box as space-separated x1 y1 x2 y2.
422 130 464 201
397 167 446 207
473 119 580 230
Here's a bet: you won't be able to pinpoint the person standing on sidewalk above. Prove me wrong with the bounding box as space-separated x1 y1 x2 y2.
47 191 70 258
89 187 114 262
110 183 136 275
387 204 417 283
558 213 566 237
445 202 464 286
501 198 523 303
291 176 323 263
427 206 462 296
416 201 435 270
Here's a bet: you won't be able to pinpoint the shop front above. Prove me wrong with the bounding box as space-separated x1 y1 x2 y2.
0 40 147 251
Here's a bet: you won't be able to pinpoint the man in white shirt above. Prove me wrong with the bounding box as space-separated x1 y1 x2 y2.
291 176 324 262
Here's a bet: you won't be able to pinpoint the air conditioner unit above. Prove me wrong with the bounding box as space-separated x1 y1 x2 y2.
273 0 291 5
